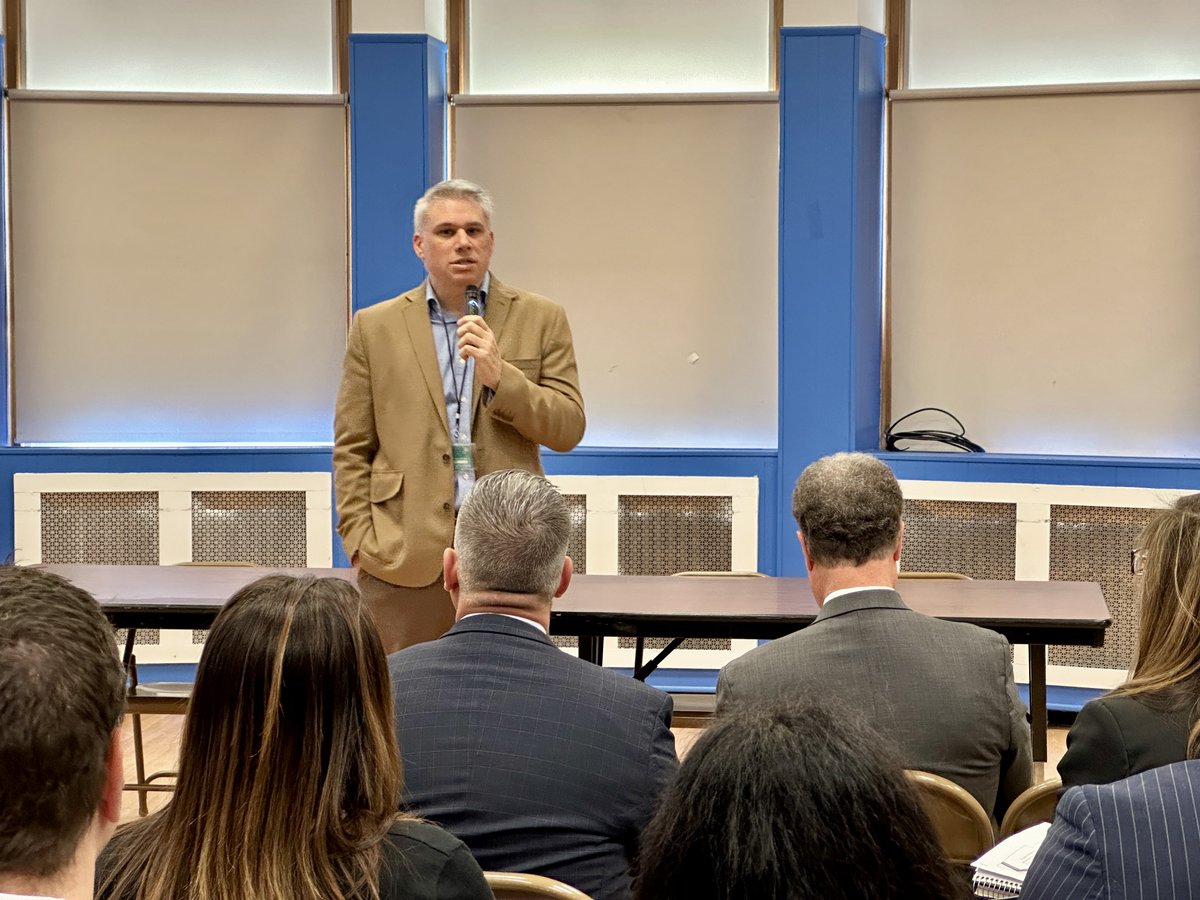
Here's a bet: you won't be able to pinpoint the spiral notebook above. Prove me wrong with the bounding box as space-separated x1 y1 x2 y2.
971 821 1051 898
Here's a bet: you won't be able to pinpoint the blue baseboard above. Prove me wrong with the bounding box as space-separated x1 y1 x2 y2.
128 664 1102 715
610 667 719 693
133 662 198 684
1017 683 1103 714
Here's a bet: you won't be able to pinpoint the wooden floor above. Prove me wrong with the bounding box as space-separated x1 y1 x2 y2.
119 714 1070 823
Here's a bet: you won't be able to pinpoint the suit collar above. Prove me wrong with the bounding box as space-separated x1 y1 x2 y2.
400 286 450 436
445 612 554 646
813 587 909 624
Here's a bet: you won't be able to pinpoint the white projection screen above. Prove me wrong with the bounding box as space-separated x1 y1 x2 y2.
9 97 349 444
454 99 779 449
889 87 1200 457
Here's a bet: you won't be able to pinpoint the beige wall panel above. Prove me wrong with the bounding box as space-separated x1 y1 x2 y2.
890 90 1200 457
454 101 779 448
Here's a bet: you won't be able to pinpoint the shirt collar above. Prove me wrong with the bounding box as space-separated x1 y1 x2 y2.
460 611 547 634
426 271 490 314
824 585 894 605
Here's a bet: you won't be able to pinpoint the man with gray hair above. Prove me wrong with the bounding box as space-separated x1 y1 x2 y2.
335 179 585 653
716 452 1032 822
389 470 677 900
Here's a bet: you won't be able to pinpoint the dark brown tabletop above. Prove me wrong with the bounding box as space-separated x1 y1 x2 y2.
44 563 1109 764
552 574 1109 647
45 563 1107 647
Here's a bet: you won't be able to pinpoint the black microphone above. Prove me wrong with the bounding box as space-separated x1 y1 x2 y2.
465 284 481 317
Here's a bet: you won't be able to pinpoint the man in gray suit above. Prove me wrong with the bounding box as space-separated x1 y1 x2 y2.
716 452 1031 821
389 470 677 900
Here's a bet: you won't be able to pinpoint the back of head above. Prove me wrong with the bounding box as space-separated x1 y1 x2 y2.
1122 493 1200 716
633 699 963 900
0 565 124 879
792 452 903 567
454 469 570 602
101 575 401 900
413 178 494 233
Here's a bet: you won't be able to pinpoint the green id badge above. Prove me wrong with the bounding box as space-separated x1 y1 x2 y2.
452 442 475 475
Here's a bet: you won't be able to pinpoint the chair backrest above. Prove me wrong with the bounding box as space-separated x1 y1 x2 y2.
905 769 996 865
897 571 972 580
484 872 592 899
999 778 1062 840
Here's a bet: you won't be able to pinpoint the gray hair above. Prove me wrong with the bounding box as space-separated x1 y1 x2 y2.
792 453 903 567
413 178 495 234
454 470 570 600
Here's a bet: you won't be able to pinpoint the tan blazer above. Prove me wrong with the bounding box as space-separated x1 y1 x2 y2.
333 277 585 587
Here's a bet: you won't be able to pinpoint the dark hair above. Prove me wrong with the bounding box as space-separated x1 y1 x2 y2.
0 565 125 877
633 699 966 900
792 452 903 566
98 575 405 900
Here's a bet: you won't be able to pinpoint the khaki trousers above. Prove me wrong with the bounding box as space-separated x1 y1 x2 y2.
356 569 456 655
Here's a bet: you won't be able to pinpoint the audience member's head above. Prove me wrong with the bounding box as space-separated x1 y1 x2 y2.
447 469 572 618
633 699 965 900
0 566 125 900
792 452 903 568
98 575 404 900
1120 493 1200 754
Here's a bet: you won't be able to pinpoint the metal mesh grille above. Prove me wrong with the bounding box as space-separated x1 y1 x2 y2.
1049 505 1152 669
115 627 159 646
617 636 730 651
901 498 1017 580
191 491 307 567
618 495 733 576
40 491 159 565
617 495 734 651
564 494 586 575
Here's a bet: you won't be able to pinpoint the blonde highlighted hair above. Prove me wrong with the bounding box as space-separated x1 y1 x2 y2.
98 575 405 900
1112 494 1200 759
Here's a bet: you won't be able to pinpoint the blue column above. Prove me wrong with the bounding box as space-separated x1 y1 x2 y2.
777 27 886 574
348 34 447 312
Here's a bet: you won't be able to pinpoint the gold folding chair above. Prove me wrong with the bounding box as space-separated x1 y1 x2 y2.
484 872 592 899
905 769 996 866
999 778 1061 839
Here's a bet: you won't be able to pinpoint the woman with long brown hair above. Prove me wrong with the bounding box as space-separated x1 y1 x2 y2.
97 575 490 900
1058 493 1200 788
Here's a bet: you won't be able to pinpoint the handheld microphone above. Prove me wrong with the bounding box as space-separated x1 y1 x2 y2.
465 284 481 318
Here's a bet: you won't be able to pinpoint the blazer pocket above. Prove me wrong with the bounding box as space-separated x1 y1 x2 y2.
509 357 541 381
369 470 403 503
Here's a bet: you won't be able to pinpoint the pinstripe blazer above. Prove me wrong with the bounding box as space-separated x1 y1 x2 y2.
715 588 1032 821
388 614 678 900
1023 760 1200 900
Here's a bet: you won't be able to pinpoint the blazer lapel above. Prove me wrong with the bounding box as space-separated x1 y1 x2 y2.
400 287 450 437
472 275 513 422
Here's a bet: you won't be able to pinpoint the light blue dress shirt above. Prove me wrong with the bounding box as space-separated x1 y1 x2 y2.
426 272 489 509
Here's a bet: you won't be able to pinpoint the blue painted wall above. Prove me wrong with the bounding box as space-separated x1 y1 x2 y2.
776 27 886 574
0 25 1193 599
349 34 447 312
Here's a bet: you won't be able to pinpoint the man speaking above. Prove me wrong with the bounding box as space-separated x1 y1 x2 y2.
334 179 585 653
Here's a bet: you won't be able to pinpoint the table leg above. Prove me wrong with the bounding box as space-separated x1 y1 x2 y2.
577 635 604 665
1028 643 1047 763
